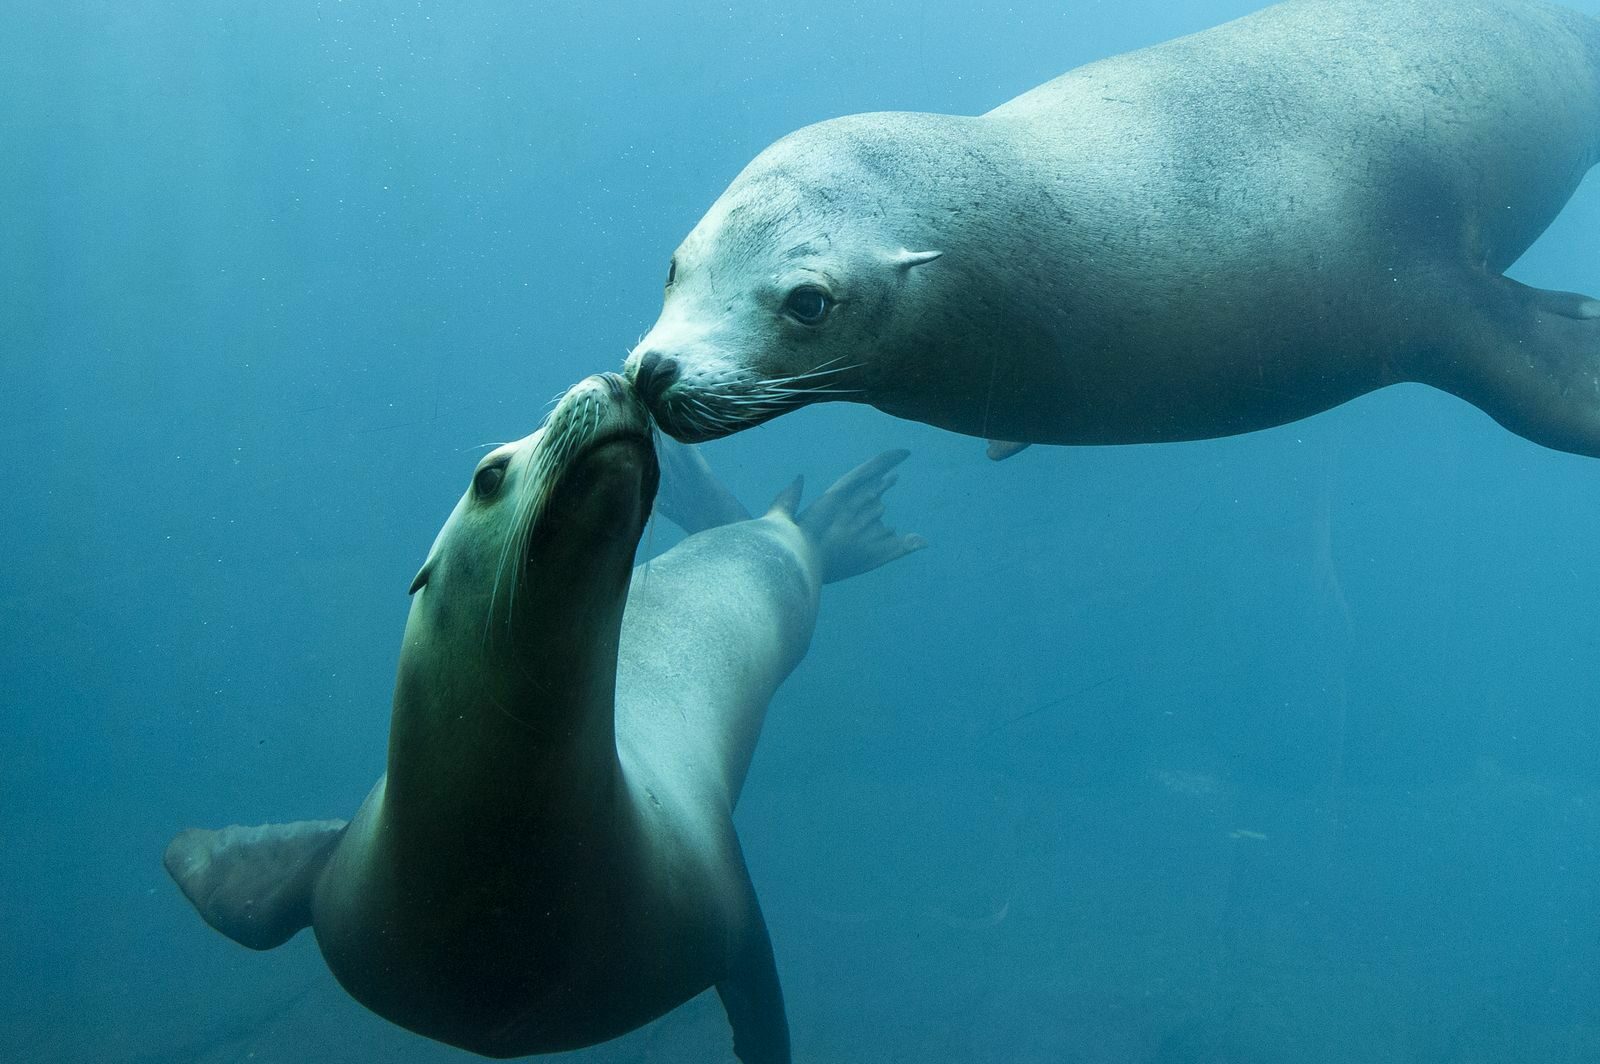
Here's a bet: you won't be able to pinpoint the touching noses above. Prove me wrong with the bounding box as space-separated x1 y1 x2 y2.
630 350 680 405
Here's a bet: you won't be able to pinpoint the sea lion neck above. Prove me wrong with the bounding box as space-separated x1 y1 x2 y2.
381 458 652 848
380 544 635 835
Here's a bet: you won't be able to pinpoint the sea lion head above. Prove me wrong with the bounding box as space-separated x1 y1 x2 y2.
402 372 658 700
623 114 952 442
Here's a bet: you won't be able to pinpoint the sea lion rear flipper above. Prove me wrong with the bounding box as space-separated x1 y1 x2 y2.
716 886 791 1064
794 449 927 584
655 437 752 533
1426 274 1600 458
163 819 347 950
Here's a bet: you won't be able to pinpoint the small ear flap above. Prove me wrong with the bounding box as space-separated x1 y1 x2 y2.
889 248 943 270
408 563 431 595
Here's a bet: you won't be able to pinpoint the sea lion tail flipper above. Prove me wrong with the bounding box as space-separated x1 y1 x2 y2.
716 881 791 1064
1426 275 1600 457
795 449 927 584
655 436 752 533
163 819 347 950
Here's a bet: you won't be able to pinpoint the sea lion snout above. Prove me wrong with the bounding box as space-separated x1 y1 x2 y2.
626 345 724 442
558 371 653 438
631 350 680 405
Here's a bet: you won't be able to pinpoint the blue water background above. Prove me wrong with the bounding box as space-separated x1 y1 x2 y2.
3 1 1598 1060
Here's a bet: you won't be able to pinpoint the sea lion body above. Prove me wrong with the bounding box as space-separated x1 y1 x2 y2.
627 0 1600 456
164 376 922 1062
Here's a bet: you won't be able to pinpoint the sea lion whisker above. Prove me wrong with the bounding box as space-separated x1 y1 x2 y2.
766 372 858 388
713 391 778 408
762 360 850 384
487 451 542 642
794 386 862 396
489 451 543 644
683 394 738 424
662 399 701 438
727 394 798 415
692 398 749 430
753 383 862 399
709 393 756 423
680 401 735 438
760 360 861 387
716 384 777 406
501 440 555 638
492 394 596 643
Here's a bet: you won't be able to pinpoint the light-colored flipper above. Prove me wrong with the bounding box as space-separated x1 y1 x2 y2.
790 449 927 584
163 819 346 950
654 436 752 533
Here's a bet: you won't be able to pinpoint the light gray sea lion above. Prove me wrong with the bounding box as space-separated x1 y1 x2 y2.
163 373 923 1062
623 0 1600 458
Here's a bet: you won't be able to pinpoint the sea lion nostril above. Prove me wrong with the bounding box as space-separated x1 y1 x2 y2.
655 358 679 391
633 352 680 404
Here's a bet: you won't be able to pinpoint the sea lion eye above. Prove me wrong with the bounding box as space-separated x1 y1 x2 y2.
783 285 833 325
473 461 507 499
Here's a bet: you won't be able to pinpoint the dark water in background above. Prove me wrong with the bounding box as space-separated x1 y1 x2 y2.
4 1 1599 1060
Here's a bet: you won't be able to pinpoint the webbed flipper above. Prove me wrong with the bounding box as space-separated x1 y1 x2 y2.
655 436 751 533
794 450 927 584
164 819 347 950
1426 274 1600 457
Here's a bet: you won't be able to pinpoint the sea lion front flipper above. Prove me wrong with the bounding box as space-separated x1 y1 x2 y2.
164 819 347 950
985 439 1030 461
716 886 791 1064
655 436 752 533
1425 274 1600 458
